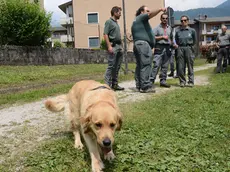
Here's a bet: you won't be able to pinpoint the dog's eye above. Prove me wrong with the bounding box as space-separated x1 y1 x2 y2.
95 123 102 128
110 123 115 128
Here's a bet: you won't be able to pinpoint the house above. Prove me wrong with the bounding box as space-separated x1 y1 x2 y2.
194 16 230 46
48 27 69 47
58 0 165 50
58 1 74 47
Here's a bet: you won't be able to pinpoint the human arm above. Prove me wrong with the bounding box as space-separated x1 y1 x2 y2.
103 20 113 53
192 29 197 46
148 8 166 19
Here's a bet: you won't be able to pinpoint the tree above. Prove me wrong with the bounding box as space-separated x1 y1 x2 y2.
0 0 51 46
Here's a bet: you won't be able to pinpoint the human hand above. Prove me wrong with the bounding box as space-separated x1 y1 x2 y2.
174 44 178 49
160 8 167 12
162 35 168 40
108 46 113 54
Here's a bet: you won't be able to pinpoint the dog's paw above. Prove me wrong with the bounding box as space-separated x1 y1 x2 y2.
104 151 116 162
74 142 84 150
92 160 104 172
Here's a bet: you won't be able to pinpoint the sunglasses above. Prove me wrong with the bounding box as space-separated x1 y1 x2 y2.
162 17 168 20
181 19 187 22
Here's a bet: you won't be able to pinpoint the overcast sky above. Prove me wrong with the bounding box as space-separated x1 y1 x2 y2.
45 0 226 13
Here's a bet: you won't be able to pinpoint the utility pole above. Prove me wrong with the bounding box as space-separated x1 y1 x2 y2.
122 0 128 75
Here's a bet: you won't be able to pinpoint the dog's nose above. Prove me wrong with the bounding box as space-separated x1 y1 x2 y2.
103 138 111 147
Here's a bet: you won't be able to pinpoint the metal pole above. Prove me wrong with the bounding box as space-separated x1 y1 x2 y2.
122 0 128 75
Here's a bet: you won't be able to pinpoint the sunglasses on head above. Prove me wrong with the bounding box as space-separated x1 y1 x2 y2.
181 19 187 22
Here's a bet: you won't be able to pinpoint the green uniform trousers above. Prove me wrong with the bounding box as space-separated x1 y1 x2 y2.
133 40 153 90
177 46 194 85
104 44 123 87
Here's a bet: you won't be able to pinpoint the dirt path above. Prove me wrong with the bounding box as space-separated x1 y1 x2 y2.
0 63 215 168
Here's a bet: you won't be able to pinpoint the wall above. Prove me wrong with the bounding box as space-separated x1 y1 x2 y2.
72 0 165 50
0 46 136 65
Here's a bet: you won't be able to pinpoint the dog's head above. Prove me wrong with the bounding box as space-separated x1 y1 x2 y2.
81 101 122 154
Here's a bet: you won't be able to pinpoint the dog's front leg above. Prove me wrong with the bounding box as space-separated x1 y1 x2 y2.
83 134 104 172
104 149 115 162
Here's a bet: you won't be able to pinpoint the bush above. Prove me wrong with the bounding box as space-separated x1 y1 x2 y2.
0 0 51 46
53 41 66 48
100 39 107 50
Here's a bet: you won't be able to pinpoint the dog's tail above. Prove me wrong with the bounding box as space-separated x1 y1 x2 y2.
45 94 68 112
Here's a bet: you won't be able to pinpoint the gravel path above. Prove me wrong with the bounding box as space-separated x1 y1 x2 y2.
0 63 215 168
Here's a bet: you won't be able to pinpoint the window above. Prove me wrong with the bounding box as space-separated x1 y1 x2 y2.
89 37 99 48
225 24 230 30
87 13 98 24
212 25 220 31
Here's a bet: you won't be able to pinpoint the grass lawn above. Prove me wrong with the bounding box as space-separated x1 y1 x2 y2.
0 58 207 107
1 66 229 171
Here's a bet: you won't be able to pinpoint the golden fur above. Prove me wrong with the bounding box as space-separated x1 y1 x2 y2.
45 80 122 172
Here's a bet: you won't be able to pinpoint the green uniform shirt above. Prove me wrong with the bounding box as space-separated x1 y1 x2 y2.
104 17 121 42
217 32 230 46
154 24 173 45
131 13 155 48
175 26 196 46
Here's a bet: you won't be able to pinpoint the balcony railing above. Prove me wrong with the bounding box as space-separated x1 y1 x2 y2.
60 17 73 26
60 35 74 43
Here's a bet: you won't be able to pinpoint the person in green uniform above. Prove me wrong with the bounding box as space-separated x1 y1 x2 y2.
104 6 124 91
131 5 166 93
175 15 197 87
216 25 230 73
150 13 173 88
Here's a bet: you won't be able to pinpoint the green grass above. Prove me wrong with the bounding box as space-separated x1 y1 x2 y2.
0 58 207 107
1 69 229 171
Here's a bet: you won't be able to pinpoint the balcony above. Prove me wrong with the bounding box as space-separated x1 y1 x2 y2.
202 30 207 35
60 35 74 43
213 29 221 34
60 17 73 26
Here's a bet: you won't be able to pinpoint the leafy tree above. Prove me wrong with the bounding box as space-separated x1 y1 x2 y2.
0 0 51 46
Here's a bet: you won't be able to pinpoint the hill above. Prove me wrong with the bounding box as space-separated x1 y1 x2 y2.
173 0 230 20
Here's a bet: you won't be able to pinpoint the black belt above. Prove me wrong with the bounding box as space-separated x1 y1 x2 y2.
219 45 229 48
91 86 111 91
110 40 122 47
155 44 170 48
179 45 192 47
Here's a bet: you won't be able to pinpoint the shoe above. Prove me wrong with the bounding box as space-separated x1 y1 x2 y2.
160 83 171 88
168 72 174 77
112 85 125 91
140 87 156 93
131 87 140 92
187 83 194 87
174 75 179 78
180 83 185 87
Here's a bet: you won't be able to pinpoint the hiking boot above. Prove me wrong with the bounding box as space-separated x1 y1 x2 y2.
187 83 194 88
168 72 174 77
112 84 125 91
174 75 179 78
180 83 185 88
130 87 140 92
140 87 156 93
160 83 171 88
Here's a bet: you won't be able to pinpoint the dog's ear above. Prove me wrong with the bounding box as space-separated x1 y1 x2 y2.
80 112 92 133
116 109 123 131
80 106 93 133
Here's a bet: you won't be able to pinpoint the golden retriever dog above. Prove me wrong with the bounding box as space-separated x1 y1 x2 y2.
45 80 122 172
